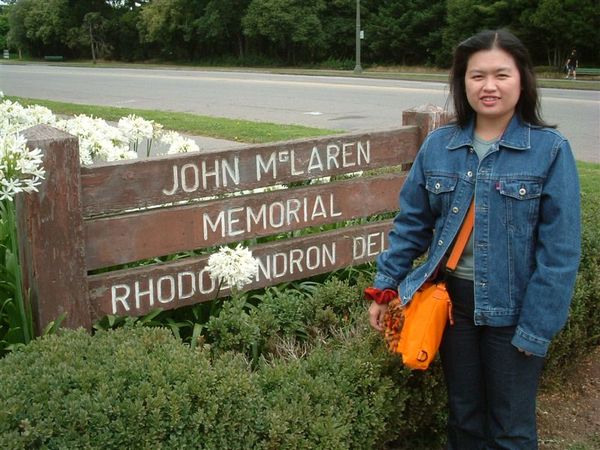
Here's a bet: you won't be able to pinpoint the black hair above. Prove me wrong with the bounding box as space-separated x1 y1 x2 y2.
448 29 552 128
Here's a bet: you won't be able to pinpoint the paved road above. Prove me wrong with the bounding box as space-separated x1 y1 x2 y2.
1 64 598 162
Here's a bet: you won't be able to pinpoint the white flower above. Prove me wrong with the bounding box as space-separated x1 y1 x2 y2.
160 131 200 154
0 133 45 201
206 244 259 290
118 115 155 141
56 114 132 164
24 104 56 127
0 100 57 132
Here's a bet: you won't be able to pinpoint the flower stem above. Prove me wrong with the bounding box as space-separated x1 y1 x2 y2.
1 199 33 344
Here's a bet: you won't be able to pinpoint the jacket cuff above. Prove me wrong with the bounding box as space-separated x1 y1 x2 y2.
373 273 398 291
511 326 550 357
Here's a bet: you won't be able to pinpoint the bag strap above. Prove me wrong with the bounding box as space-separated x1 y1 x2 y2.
445 200 475 271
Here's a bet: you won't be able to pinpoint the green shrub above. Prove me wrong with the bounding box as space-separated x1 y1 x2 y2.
0 327 267 449
205 294 262 356
0 323 447 449
544 185 600 380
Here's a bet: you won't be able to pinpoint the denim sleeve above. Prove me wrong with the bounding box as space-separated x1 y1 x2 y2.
512 138 581 357
373 137 436 290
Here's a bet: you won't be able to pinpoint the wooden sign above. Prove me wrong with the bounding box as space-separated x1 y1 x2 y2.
17 105 450 331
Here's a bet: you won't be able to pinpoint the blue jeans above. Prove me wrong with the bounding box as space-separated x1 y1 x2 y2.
440 276 546 450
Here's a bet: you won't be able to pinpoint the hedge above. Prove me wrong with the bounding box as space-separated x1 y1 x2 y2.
0 324 445 449
0 164 598 449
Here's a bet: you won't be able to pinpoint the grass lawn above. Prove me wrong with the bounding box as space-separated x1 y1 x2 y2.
9 96 342 144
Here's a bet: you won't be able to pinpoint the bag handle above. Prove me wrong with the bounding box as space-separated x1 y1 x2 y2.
445 200 475 271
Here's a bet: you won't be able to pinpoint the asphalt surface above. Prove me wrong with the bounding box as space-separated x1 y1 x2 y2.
1 64 598 162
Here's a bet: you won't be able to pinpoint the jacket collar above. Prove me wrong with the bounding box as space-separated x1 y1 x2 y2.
446 114 531 151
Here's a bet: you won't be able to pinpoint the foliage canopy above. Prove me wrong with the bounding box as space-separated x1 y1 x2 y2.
1 0 598 67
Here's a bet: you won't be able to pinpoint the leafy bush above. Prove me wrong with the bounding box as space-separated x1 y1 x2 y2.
0 279 449 449
544 180 600 380
0 327 267 449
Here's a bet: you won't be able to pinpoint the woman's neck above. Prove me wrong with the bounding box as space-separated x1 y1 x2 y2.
474 115 512 141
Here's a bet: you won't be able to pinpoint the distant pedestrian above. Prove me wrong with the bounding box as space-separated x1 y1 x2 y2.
565 49 578 80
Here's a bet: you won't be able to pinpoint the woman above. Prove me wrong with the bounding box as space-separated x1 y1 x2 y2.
565 49 578 80
367 30 581 449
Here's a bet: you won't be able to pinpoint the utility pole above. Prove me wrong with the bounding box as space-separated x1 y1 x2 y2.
354 0 362 74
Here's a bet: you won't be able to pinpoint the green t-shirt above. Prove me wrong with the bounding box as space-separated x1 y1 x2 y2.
451 134 499 280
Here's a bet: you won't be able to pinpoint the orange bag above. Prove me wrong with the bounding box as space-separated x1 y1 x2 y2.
383 201 474 370
394 282 452 370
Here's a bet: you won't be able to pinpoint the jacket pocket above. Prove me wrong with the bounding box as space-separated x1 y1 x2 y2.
426 175 458 214
498 179 542 236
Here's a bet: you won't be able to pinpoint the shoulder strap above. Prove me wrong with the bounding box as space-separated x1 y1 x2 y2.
446 200 475 271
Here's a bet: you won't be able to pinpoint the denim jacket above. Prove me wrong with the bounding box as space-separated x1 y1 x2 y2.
374 114 581 357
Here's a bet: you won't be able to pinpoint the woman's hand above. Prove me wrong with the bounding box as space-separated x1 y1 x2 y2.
518 348 533 357
368 302 389 331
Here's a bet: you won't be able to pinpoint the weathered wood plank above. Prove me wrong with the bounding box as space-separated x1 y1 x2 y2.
84 173 405 270
80 127 418 216
402 105 453 147
87 221 392 319
17 125 91 332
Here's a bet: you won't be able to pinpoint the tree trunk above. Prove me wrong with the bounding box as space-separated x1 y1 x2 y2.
237 34 244 59
89 22 96 64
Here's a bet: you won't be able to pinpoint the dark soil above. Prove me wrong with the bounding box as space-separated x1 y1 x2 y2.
537 346 600 450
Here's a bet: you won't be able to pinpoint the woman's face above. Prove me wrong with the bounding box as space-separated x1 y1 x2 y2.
465 48 521 127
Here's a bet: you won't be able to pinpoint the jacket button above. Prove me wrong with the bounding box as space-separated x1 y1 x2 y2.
452 207 459 213
467 171 473 177
519 188 527 196
438 240 444 246
435 182 441 189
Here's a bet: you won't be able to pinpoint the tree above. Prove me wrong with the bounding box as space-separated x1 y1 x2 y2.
196 0 251 59
137 0 206 60
83 12 110 63
367 0 445 66
6 0 69 56
0 10 9 51
436 0 520 66
525 0 599 68
243 0 326 64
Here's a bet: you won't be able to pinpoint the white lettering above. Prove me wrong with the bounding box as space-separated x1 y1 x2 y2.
342 143 356 168
269 202 285 228
111 284 131 314
290 149 304 176
289 249 304 273
178 272 196 299
286 198 301 225
198 268 216 294
311 195 327 220
181 163 200 193
203 211 226 240
273 253 288 277
257 243 337 281
307 146 324 173
201 160 219 189
222 156 240 186
163 165 179 196
202 194 343 240
227 207 245 236
353 232 385 260
134 279 154 310
247 204 267 230
256 152 277 181
157 276 176 304
327 144 340 169
357 140 370 165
